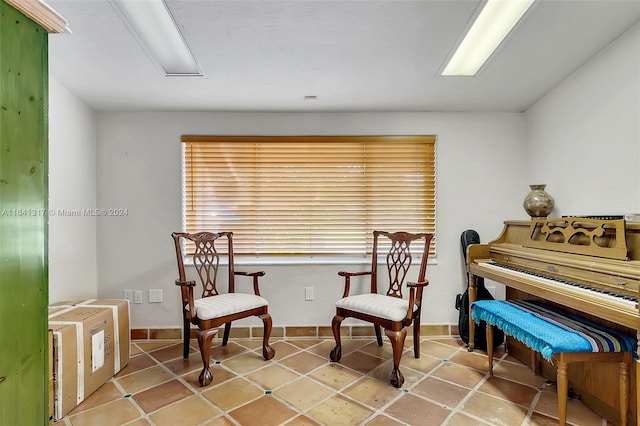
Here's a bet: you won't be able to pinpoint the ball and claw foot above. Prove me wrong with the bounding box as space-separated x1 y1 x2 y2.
198 367 213 387
390 368 405 388
263 345 275 360
329 346 342 362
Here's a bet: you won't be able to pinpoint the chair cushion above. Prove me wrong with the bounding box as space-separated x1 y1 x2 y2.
192 293 268 320
336 294 411 322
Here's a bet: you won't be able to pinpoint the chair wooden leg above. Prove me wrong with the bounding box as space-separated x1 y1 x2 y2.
183 315 191 359
196 328 218 386
260 313 275 360
222 322 232 346
385 328 407 388
486 322 494 377
374 325 383 346
329 315 344 362
556 359 568 426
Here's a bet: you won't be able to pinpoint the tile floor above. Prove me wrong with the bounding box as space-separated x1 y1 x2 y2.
55 336 611 426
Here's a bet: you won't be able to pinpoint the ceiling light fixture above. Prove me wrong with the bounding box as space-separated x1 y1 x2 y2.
111 0 202 76
441 0 535 77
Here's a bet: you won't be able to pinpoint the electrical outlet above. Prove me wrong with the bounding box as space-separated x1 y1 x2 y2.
123 289 133 303
133 290 143 304
305 286 314 301
149 289 163 303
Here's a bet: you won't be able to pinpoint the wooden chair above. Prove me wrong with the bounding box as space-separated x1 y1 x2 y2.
172 231 275 386
329 230 434 387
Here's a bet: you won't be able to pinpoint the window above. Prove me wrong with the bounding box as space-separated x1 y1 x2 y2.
182 135 436 257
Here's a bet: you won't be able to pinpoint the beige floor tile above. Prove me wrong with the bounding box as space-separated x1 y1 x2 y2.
115 353 157 378
461 391 528 426
210 342 248 360
358 340 394 359
411 376 470 409
444 412 491 425
116 365 175 394
246 364 301 390
67 381 123 415
133 379 194 414
122 418 152 426
269 341 302 359
364 414 406 426
431 362 486 389
448 349 493 372
229 395 297 426
338 350 386 374
163 351 203 376
308 395 373 426
202 377 264 410
308 363 363 390
399 353 442 374
306 340 336 357
149 395 219 426
279 351 327 374
384 393 451 426
344 376 402 408
420 340 460 359
134 340 179 352
284 414 322 425
223 352 274 374
275 377 334 410
148 343 192 363
67 398 141 426
200 415 237 426
478 375 539 407
492 359 547 388
288 339 324 349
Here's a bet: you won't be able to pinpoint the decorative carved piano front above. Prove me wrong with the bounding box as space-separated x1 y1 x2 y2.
467 217 640 425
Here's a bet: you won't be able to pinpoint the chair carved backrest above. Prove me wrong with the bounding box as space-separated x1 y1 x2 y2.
173 231 235 301
371 230 431 298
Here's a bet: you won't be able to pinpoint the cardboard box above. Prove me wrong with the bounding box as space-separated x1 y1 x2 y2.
51 299 130 372
48 299 130 420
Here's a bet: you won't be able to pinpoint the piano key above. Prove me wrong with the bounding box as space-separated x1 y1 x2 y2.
476 261 638 310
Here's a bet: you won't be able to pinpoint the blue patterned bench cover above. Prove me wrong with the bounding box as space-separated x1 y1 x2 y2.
471 299 637 362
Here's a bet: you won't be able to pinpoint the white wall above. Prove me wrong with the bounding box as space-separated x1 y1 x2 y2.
525 21 640 216
48 78 98 303
95 112 526 328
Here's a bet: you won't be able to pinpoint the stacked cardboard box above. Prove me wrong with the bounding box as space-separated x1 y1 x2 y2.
48 299 130 421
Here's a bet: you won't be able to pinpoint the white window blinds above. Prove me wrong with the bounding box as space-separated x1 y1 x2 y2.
182 135 436 256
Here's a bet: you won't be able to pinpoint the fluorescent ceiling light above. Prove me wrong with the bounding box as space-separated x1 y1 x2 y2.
441 0 535 77
111 0 201 76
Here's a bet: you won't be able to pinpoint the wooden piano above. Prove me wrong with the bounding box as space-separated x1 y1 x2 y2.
466 217 640 425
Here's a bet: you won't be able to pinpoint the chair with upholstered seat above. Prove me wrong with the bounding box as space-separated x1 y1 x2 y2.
172 231 275 386
329 230 434 387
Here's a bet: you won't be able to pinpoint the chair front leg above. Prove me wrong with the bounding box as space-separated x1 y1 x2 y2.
329 314 345 362
259 313 275 360
385 328 407 388
196 328 218 386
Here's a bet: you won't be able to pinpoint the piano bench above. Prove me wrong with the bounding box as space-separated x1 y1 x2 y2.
471 299 635 426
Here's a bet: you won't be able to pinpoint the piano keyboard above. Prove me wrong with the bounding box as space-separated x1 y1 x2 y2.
477 261 638 309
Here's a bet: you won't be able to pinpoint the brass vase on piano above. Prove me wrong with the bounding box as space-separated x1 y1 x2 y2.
523 184 554 219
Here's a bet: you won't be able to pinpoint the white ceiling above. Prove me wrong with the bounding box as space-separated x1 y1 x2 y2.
47 0 640 113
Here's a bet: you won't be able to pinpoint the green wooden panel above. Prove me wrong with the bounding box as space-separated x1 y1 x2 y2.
0 2 49 424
